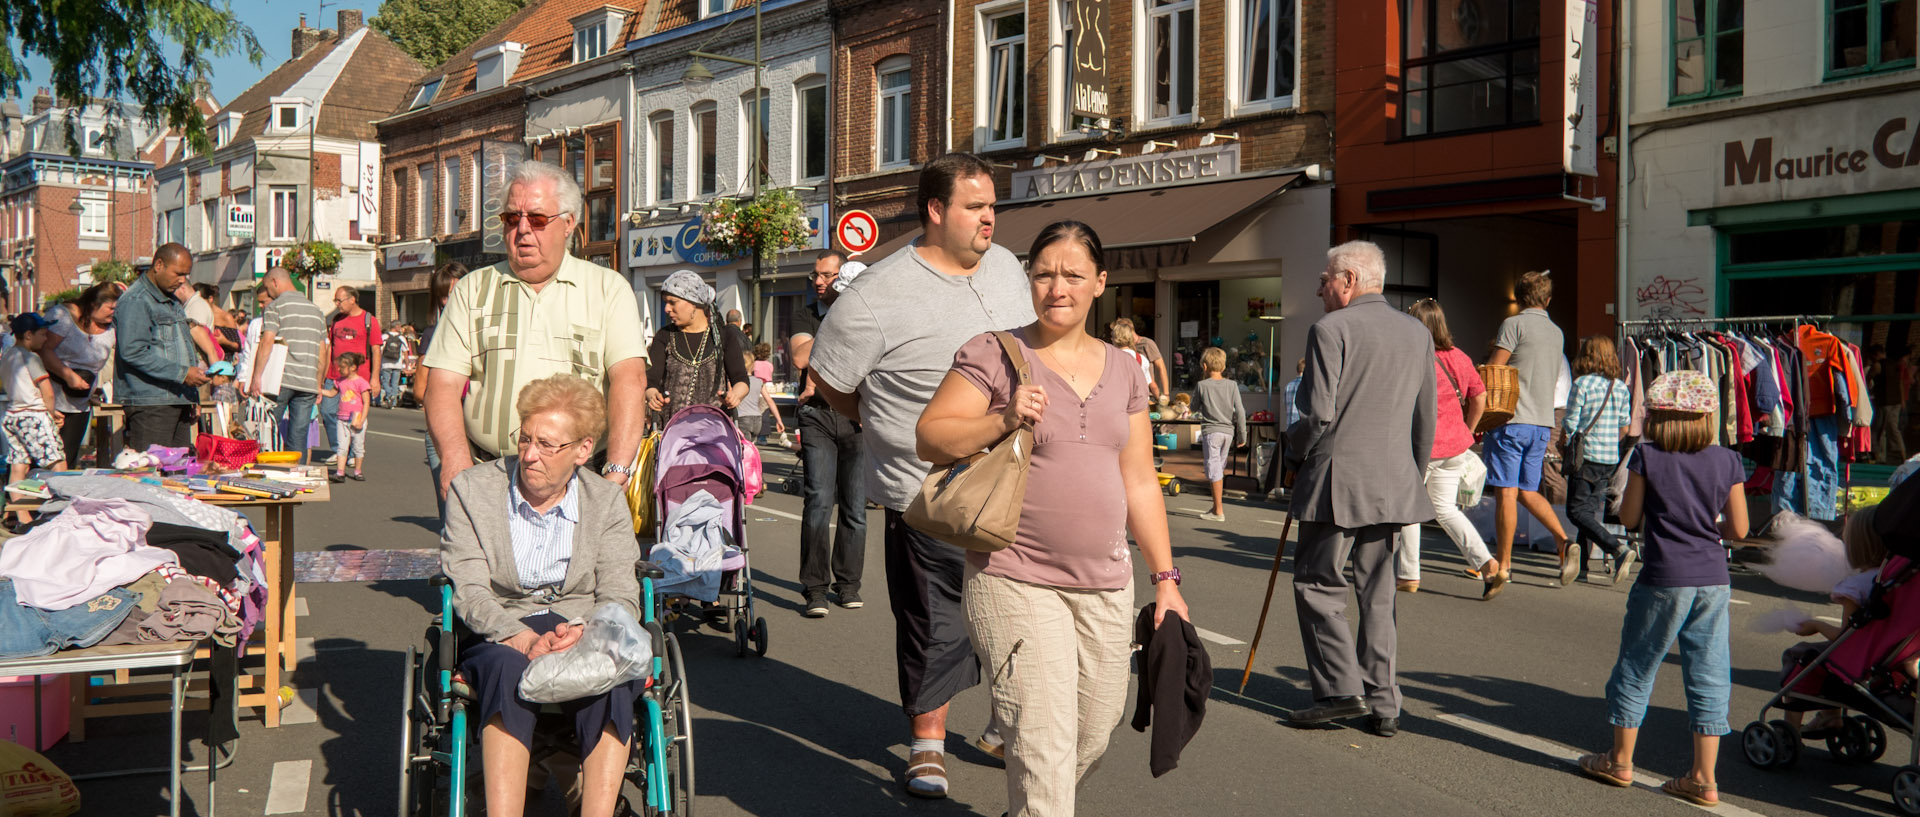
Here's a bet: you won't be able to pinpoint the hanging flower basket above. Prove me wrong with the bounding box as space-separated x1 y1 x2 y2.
283 240 342 277
699 188 812 264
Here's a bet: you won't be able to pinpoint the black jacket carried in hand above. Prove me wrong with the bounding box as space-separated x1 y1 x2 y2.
1130 603 1210 777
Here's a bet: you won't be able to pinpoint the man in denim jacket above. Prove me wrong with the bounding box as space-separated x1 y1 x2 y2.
114 243 209 450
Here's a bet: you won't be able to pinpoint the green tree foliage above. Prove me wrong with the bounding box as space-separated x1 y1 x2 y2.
371 0 529 69
0 0 263 156
89 259 137 285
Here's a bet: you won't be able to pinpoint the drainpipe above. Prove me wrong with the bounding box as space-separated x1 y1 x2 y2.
1615 0 1633 325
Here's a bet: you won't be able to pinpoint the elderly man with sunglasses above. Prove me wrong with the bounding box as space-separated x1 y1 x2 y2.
423 161 649 502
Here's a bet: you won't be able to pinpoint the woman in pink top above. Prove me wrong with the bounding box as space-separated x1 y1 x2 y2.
1394 300 1505 599
918 221 1188 817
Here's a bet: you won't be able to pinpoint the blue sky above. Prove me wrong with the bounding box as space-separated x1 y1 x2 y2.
11 2 377 111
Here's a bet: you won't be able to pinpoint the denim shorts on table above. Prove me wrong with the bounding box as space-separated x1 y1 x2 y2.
1483 423 1552 492
0 579 142 659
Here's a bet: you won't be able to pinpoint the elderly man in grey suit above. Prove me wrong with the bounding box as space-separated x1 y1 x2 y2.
1283 240 1437 738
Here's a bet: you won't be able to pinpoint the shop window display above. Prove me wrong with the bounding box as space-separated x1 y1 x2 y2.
1170 279 1282 394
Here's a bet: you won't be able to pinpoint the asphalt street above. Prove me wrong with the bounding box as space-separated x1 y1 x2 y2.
46 406 1899 816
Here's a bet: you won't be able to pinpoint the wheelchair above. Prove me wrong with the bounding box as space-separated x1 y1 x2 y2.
399 563 694 816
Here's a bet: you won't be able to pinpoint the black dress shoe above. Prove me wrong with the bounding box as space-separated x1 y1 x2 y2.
1285 696 1370 727
1366 714 1400 737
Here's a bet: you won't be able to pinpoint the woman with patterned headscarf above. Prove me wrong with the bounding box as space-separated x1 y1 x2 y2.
645 269 749 428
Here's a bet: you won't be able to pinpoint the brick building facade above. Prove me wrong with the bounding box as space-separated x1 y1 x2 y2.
829 0 949 248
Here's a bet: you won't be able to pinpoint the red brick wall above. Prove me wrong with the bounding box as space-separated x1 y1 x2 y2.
377 93 526 243
17 182 156 302
832 0 947 244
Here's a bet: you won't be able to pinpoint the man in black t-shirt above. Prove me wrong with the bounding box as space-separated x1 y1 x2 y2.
787 249 868 618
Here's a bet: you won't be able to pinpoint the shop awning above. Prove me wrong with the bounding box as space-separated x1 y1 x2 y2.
859 172 1303 270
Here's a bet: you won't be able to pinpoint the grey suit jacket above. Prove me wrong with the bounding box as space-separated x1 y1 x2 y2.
1287 293 1438 529
440 457 642 642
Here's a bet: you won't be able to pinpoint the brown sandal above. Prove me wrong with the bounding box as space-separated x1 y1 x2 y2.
1661 777 1718 807
1577 752 1632 787
904 750 949 799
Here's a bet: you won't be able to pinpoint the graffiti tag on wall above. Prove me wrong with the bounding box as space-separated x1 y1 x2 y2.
1635 275 1709 318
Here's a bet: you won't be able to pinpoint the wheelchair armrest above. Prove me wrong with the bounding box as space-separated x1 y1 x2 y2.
635 560 667 580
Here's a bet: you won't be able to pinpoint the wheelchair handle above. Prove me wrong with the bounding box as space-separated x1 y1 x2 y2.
635 559 667 580
430 574 453 588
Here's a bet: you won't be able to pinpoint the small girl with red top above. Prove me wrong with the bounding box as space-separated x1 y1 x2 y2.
323 352 371 483
1578 369 1749 808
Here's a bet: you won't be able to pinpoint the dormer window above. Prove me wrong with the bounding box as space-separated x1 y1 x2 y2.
700 0 728 19
410 78 442 110
474 42 525 92
269 96 308 133
212 111 242 147
569 6 632 64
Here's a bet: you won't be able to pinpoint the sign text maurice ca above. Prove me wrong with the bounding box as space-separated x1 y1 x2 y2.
1724 116 1920 186
1011 144 1238 200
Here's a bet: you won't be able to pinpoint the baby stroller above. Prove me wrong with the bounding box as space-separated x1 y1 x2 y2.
651 404 768 657
1742 477 1920 814
398 571 694 816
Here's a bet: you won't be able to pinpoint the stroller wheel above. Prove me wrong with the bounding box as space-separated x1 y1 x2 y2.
1766 720 1801 768
1855 715 1888 763
1742 720 1786 769
749 617 769 657
733 616 750 657
1828 717 1879 764
1895 766 1920 816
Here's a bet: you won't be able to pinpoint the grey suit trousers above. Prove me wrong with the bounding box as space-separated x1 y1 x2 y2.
1293 520 1401 717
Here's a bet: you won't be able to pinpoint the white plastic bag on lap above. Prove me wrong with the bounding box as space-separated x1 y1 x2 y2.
518 603 653 704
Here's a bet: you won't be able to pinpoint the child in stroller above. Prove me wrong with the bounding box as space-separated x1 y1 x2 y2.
1778 506 1916 740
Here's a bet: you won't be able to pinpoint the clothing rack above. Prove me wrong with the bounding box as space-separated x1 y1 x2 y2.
1617 313 1845 521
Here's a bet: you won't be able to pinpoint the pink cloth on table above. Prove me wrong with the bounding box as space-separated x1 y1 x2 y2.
949 330 1150 591
0 497 176 610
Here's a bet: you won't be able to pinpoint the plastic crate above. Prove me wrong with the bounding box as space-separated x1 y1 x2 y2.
0 674 69 751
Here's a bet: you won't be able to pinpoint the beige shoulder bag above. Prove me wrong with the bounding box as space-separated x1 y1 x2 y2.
905 332 1034 553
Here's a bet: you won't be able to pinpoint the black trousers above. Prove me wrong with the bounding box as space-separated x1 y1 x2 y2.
124 404 194 452
59 410 90 466
798 404 867 596
884 510 980 717
1566 460 1625 559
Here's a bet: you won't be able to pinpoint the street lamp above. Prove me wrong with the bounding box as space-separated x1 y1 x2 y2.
680 0 766 338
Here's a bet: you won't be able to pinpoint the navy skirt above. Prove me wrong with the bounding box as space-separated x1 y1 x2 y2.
459 612 641 757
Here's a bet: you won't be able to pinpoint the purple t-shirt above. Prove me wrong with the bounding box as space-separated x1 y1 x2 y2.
1626 443 1746 587
950 330 1150 590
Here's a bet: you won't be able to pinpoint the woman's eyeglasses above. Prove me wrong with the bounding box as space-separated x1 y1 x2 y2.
512 427 587 457
500 211 564 231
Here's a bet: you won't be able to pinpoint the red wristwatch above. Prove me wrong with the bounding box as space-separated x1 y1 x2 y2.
1150 568 1182 586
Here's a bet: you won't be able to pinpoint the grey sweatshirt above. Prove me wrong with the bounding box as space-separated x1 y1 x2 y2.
1194 377 1247 445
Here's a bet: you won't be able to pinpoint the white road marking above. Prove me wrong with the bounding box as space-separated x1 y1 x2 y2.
264 759 312 814
751 506 802 522
1728 598 1751 606
293 596 308 617
295 637 315 665
1193 626 1246 646
279 688 320 726
1434 713 1768 817
367 430 419 442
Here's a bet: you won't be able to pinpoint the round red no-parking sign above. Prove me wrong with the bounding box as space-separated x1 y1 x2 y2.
835 210 879 255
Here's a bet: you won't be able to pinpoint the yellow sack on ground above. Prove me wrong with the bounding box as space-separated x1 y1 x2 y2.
626 432 661 539
0 740 80 817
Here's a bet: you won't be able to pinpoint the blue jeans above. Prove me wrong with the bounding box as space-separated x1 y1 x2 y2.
1605 582 1731 735
0 579 142 659
319 381 341 449
379 368 404 406
272 389 319 451
1776 414 1842 521
798 404 866 596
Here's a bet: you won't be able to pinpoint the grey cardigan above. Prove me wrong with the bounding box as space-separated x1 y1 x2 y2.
1286 293 1438 529
440 457 641 642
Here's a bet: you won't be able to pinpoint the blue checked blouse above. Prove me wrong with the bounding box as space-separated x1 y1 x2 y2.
507 475 578 589
1562 374 1631 466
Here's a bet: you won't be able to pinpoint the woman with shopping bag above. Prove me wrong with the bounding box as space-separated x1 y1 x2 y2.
1395 299 1506 599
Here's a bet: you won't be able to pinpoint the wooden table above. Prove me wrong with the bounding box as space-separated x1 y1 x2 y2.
0 642 208 816
11 478 328 728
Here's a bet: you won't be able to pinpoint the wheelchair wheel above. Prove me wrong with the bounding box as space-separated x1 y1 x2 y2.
653 632 694 816
398 647 447 817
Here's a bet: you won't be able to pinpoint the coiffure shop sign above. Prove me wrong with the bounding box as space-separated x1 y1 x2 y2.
1716 89 1920 206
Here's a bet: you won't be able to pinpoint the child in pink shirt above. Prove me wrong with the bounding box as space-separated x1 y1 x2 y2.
323 352 371 482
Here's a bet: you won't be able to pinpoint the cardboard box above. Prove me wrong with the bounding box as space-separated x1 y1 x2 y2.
0 674 70 751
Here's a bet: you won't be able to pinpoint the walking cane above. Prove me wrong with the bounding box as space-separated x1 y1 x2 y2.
1238 513 1292 695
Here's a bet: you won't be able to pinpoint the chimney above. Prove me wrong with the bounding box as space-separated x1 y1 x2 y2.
30 88 51 116
291 14 326 60
337 9 363 37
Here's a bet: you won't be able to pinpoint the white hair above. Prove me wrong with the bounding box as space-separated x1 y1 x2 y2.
505 161 583 222
1326 240 1387 293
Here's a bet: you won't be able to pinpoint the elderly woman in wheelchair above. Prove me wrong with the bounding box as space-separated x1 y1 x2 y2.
440 374 644 817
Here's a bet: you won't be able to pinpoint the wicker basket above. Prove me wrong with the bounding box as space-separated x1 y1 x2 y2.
1475 364 1519 433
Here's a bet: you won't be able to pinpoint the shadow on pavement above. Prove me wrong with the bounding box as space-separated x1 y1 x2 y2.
303 636 405 817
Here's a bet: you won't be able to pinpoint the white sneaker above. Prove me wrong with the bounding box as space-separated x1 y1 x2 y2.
1199 511 1227 522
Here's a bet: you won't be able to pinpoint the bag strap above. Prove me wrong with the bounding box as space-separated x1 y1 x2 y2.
1575 378 1614 438
1437 353 1465 412
992 331 1033 388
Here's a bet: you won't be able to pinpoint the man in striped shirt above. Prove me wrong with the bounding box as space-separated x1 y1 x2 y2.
422 162 648 500
247 267 329 445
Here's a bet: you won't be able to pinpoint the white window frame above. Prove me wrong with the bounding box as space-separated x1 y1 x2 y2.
975 4 1028 151
793 77 828 183
573 24 607 62
739 88 770 187
1225 0 1299 115
700 0 729 19
1133 0 1197 127
269 186 298 241
77 198 109 238
443 155 463 234
410 78 442 110
693 102 719 198
165 207 185 245
650 112 677 204
416 164 436 238
269 96 308 134
877 55 913 168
